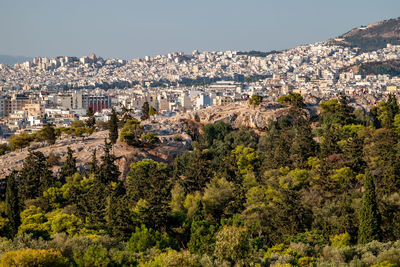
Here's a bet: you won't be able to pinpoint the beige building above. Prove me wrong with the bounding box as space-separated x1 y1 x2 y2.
24 103 45 118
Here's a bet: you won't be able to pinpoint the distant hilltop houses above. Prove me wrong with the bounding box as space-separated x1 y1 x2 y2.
0 39 400 139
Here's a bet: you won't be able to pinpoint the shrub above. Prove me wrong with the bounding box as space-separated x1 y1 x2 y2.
73 244 110 267
141 250 202 267
0 248 68 267
330 232 351 248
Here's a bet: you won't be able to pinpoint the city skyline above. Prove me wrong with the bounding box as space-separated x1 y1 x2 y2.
1 0 399 59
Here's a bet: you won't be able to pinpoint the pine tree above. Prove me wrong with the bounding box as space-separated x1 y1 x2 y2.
99 139 120 184
358 172 381 244
290 121 317 168
88 149 98 175
108 109 119 144
337 95 354 125
18 150 54 202
60 147 77 183
5 171 20 238
81 174 109 228
126 159 171 230
188 201 217 255
141 101 150 121
105 182 134 240
86 107 96 129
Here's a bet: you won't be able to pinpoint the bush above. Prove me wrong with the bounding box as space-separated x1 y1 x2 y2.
214 225 253 265
140 132 160 145
73 244 110 267
0 144 9 156
173 134 183 141
0 248 68 267
330 232 351 248
141 250 202 267
249 94 263 106
8 132 34 151
127 225 177 253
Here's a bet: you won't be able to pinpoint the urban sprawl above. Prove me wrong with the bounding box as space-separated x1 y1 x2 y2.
0 40 400 139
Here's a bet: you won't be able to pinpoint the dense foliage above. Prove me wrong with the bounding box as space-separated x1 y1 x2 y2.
2 94 400 266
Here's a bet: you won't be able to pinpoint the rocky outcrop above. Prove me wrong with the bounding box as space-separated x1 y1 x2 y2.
166 102 304 129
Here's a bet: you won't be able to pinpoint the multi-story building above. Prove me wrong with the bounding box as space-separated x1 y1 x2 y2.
0 96 9 117
10 94 29 114
82 95 111 112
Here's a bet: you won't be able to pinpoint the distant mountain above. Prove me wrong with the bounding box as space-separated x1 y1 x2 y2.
0 55 32 66
330 17 400 52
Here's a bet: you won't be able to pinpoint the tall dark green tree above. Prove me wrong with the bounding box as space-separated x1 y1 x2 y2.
173 149 213 193
126 159 171 230
80 174 109 228
141 101 150 121
88 149 98 175
60 147 77 183
337 95 355 125
188 201 217 255
18 150 54 203
5 171 20 238
99 139 120 184
290 121 317 168
108 109 119 144
105 182 134 240
86 107 96 129
358 172 381 244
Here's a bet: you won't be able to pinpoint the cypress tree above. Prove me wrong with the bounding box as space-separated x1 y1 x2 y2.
290 122 317 168
88 149 98 175
60 147 77 183
86 107 96 129
358 172 381 244
141 101 150 121
188 201 217 255
105 182 134 240
81 173 109 228
5 171 20 238
108 109 119 144
99 139 120 184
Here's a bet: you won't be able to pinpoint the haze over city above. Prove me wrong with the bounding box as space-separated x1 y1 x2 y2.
1 0 400 59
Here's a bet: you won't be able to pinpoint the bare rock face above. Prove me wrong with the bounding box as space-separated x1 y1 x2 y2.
173 102 292 130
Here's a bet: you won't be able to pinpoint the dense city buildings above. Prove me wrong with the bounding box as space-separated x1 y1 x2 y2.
0 40 400 139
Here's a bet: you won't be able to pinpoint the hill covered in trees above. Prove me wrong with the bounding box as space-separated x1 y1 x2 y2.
331 17 400 51
340 59 400 77
1 94 400 265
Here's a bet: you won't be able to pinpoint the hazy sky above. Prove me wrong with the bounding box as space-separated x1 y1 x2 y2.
1 0 399 59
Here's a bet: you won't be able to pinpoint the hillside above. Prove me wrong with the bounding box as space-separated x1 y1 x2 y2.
0 130 191 179
340 59 400 76
2 95 400 266
0 101 318 177
330 17 400 51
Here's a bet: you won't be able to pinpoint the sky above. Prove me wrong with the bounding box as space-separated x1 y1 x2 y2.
0 0 399 59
